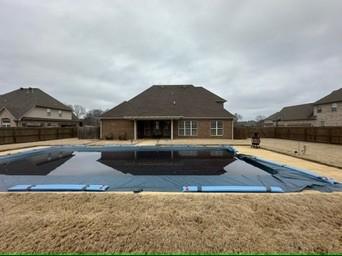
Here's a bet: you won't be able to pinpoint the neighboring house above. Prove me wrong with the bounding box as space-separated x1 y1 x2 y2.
0 87 78 127
100 85 235 140
313 88 342 127
236 120 258 127
264 103 315 127
264 88 342 127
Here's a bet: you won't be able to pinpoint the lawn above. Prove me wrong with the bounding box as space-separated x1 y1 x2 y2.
1 192 341 253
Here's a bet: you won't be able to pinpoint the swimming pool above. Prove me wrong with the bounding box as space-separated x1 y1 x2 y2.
0 145 341 192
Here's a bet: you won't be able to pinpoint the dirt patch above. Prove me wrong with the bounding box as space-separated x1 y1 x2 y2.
235 146 342 181
260 138 342 168
1 193 341 253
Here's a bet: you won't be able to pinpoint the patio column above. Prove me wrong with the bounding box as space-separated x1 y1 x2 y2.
171 119 174 140
134 120 137 140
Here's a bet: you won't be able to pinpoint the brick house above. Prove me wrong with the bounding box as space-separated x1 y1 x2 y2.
100 85 235 140
264 103 315 127
313 88 342 126
0 87 78 127
264 88 342 127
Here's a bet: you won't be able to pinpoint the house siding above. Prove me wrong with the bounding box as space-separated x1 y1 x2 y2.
313 103 342 126
101 119 134 140
0 108 16 127
25 107 72 120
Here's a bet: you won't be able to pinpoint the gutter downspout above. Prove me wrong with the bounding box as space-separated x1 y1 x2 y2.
99 119 103 139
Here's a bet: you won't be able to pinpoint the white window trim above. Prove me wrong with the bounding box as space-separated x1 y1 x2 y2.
1 118 11 127
210 120 224 136
178 120 198 136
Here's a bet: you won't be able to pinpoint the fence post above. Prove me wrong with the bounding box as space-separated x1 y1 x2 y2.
328 128 332 144
12 128 16 143
304 127 307 142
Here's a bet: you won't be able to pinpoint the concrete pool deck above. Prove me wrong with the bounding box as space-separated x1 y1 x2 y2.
0 138 341 181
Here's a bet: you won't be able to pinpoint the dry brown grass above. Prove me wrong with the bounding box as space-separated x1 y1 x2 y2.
1 192 342 253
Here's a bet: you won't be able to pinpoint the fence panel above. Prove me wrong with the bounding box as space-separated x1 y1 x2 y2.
234 126 342 145
0 127 77 145
77 126 100 139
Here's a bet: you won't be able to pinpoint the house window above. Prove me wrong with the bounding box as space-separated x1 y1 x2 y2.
178 120 197 136
320 121 325 127
47 108 51 116
317 106 322 113
211 120 224 136
58 110 62 117
331 103 337 112
1 118 11 127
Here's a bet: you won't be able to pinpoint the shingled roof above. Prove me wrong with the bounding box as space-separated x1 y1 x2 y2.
0 88 72 119
265 103 315 121
314 88 342 105
101 85 234 119
265 111 281 121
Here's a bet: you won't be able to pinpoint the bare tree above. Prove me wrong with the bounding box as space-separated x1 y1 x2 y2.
234 113 243 121
83 109 104 126
71 105 86 118
255 115 266 122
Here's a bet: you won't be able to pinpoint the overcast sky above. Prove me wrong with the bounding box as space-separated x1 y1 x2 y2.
0 0 341 120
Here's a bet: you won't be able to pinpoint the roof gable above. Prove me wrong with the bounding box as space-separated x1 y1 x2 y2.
0 88 71 119
280 103 314 121
102 85 234 119
265 103 314 122
314 88 342 105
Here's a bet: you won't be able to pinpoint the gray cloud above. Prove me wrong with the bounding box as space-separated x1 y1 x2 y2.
0 0 341 119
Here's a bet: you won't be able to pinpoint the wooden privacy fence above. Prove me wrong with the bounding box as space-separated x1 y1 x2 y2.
77 126 100 139
0 127 77 145
234 126 342 145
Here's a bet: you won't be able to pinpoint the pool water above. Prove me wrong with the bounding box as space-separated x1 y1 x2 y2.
0 149 267 176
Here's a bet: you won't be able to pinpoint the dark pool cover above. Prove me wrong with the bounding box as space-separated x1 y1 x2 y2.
237 155 342 192
0 145 341 192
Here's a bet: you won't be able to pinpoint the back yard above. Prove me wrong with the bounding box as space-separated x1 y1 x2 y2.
0 138 341 253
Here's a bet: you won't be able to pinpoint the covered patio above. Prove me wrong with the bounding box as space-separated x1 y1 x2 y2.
130 116 182 140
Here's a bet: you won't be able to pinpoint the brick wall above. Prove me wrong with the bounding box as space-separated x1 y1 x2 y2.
101 119 134 140
277 120 315 127
101 119 233 140
314 103 342 126
173 119 233 139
